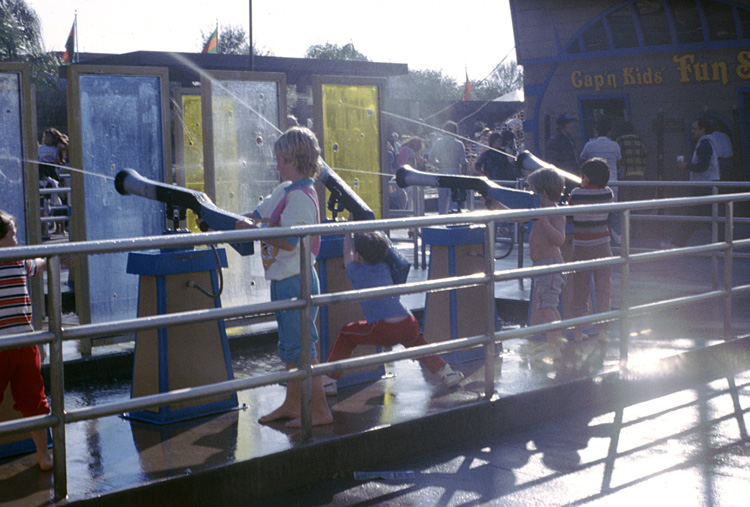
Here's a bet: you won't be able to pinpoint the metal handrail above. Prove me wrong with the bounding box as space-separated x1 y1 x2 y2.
1 190 750 499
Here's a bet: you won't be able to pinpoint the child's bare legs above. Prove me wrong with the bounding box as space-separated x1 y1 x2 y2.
540 307 565 359
259 359 333 427
30 429 52 471
286 360 333 428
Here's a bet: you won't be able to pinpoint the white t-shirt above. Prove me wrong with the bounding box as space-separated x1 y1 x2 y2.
253 179 319 281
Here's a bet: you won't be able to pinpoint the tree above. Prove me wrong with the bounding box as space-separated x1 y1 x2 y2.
0 0 60 89
200 25 273 56
390 69 459 101
471 61 524 101
304 42 369 61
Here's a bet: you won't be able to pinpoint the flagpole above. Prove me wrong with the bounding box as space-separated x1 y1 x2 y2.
73 12 78 63
249 0 254 71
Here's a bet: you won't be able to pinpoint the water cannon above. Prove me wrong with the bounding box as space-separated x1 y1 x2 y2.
516 150 582 184
395 165 539 209
318 159 375 221
114 168 254 256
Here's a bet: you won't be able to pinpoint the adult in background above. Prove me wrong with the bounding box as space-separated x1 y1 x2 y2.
390 136 424 212
545 113 580 185
710 125 734 180
580 117 621 198
397 136 425 169
475 131 518 182
616 122 647 202
429 121 468 214
665 118 720 248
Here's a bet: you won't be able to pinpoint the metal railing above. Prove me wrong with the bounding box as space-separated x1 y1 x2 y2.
2 190 750 500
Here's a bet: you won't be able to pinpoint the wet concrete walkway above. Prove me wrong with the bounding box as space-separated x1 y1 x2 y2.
1 232 749 505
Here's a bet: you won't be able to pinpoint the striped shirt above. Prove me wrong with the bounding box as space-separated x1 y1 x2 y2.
0 259 38 335
569 186 614 247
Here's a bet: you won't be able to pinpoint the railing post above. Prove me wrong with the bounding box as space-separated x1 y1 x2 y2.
724 201 734 340
711 185 719 289
298 234 313 441
619 210 631 369
484 220 496 398
47 255 68 500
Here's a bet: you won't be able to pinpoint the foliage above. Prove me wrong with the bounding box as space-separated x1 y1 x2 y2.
391 61 523 102
304 42 369 61
390 69 459 101
0 0 61 90
471 61 524 101
200 25 273 56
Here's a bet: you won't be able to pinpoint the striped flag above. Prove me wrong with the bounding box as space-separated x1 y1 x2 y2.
202 27 218 54
62 20 76 64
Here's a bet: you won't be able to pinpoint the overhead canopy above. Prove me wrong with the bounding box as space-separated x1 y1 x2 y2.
63 51 409 87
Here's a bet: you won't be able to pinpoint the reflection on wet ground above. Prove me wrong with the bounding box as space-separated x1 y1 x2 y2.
1 235 749 505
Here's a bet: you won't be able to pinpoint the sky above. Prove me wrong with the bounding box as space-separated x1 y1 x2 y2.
26 0 517 83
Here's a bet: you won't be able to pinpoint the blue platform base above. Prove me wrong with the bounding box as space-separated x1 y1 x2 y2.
422 225 501 365
125 248 238 425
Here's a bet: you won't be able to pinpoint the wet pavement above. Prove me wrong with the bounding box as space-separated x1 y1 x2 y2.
1 230 749 506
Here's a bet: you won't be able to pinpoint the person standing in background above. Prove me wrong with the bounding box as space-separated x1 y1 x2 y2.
429 121 468 214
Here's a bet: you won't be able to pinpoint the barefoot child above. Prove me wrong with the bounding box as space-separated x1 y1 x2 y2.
323 226 464 394
235 127 332 428
526 168 567 358
568 158 614 343
0 210 53 470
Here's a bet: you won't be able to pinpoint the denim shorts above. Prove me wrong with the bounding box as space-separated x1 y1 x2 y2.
270 270 320 366
533 257 566 310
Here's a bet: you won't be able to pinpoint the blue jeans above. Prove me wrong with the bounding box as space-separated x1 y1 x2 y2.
270 270 320 366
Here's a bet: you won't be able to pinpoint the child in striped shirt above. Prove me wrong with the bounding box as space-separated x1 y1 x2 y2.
568 159 614 343
0 210 52 470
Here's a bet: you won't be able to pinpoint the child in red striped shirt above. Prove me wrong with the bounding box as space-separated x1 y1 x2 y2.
0 210 52 470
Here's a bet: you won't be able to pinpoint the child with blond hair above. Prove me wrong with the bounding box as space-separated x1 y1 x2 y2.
236 127 332 428
526 168 567 358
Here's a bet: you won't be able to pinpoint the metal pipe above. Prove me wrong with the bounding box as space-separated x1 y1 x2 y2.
47 255 68 500
619 210 631 369
484 221 496 397
299 235 313 440
724 202 734 340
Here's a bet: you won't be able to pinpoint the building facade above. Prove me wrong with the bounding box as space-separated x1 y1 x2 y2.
511 0 750 184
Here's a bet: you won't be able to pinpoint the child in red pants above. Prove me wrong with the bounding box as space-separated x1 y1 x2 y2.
324 226 463 394
0 210 52 470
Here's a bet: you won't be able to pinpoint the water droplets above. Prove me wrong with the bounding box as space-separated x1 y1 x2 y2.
256 135 263 146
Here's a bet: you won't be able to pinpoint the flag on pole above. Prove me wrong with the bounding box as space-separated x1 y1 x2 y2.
202 27 218 54
62 19 76 64
462 68 471 101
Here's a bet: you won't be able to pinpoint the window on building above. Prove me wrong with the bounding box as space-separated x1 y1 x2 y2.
608 6 640 49
582 20 609 52
703 0 738 40
634 0 672 46
566 0 750 56
667 0 704 43
740 7 750 38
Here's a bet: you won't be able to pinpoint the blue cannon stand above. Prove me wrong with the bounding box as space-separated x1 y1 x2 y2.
421 225 501 364
124 248 237 424
316 234 387 388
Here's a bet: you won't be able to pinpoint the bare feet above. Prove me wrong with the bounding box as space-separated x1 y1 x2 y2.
37 449 53 471
284 411 334 428
31 429 52 471
258 404 299 424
